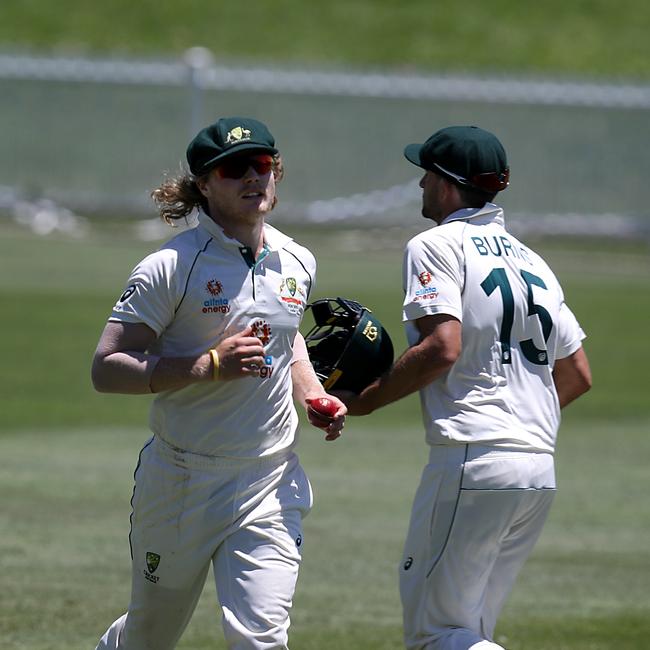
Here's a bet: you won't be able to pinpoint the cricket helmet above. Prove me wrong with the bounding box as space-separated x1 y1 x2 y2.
304 297 394 394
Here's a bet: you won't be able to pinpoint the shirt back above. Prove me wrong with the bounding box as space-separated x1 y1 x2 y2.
403 204 585 452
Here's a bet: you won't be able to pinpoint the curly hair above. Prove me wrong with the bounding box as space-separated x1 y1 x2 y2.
151 154 285 225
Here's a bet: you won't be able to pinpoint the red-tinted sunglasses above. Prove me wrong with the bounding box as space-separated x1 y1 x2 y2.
215 154 274 180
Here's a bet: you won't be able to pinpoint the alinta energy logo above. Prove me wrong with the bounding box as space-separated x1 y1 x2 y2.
251 319 275 378
207 279 223 296
251 319 272 346
414 269 439 302
418 271 432 286
203 279 230 314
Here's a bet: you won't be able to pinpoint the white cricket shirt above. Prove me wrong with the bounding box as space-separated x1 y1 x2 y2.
403 203 585 453
109 212 316 458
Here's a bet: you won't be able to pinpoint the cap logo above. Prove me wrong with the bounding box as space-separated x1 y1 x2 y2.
226 126 252 144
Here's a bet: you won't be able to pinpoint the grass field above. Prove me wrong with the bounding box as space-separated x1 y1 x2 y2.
1 224 649 649
2 2 649 647
1 0 649 78
2 420 649 650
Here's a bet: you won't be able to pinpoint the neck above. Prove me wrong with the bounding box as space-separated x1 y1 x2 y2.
210 213 265 256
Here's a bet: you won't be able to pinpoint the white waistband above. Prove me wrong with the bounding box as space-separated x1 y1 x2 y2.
152 435 293 470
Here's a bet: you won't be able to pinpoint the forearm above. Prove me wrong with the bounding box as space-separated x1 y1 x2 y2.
353 342 453 414
92 351 212 394
291 359 327 408
290 332 325 407
553 347 592 409
150 353 213 393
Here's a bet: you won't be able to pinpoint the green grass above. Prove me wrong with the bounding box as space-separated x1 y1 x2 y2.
1 419 649 649
1 226 648 430
1 0 649 78
2 3 649 646
1 227 649 648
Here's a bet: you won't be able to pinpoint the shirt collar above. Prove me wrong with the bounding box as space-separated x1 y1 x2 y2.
440 202 505 227
197 211 293 251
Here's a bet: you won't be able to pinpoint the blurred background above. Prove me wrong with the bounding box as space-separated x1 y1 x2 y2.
1 2 649 649
1 3 649 239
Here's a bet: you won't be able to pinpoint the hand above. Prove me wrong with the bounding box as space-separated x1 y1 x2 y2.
214 326 267 380
305 395 347 442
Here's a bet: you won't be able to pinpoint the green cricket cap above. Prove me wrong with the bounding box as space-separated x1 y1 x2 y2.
404 125 510 193
186 116 278 176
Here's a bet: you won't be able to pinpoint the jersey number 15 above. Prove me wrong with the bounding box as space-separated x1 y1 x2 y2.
481 268 553 366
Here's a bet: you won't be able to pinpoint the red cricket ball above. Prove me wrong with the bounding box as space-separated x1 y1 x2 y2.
308 397 338 420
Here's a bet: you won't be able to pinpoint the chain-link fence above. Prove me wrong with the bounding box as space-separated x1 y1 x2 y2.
1 49 649 239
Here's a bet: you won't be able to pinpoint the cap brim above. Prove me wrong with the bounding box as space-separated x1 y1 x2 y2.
199 143 279 174
404 143 424 168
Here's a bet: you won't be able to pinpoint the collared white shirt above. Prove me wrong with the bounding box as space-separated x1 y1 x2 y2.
110 212 316 458
402 203 585 453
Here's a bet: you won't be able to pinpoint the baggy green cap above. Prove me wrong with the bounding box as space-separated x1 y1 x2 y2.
404 125 509 193
186 116 278 176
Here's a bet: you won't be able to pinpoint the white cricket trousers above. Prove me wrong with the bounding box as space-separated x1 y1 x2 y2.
96 435 313 650
400 445 556 650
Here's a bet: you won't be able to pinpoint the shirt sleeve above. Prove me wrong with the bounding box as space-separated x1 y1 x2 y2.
402 233 463 322
108 249 179 337
291 331 310 364
554 301 586 360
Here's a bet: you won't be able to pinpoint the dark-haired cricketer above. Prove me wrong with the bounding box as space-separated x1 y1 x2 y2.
341 126 592 650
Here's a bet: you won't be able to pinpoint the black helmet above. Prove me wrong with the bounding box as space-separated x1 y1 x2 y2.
304 297 394 394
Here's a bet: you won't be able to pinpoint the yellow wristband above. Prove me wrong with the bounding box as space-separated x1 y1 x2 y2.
209 348 220 380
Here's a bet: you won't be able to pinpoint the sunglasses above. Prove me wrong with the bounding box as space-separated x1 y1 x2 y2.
215 154 274 180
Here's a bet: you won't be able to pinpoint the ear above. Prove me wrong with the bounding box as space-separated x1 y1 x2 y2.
442 178 461 202
195 174 210 198
439 179 465 215
439 175 454 194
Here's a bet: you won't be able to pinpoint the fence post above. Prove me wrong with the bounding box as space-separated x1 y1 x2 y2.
184 47 215 139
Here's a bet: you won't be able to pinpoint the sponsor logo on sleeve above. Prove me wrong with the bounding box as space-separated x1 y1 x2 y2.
414 286 439 301
414 270 438 301
118 284 137 303
113 283 137 312
418 271 432 286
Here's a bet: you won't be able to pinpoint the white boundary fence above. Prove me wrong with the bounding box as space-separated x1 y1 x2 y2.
3 50 650 107
1 50 649 240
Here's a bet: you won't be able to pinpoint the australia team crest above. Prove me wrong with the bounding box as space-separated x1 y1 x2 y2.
279 277 305 315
